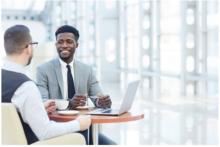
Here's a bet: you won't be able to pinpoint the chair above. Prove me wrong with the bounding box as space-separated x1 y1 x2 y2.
1 103 86 145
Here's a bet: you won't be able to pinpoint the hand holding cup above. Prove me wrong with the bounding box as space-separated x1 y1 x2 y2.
44 99 56 113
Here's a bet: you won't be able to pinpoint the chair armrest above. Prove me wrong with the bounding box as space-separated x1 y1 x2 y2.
31 133 86 145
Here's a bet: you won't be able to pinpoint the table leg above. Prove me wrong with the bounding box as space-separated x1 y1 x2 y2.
92 124 100 145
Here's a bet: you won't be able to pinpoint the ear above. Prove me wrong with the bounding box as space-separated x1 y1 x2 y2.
22 46 28 54
25 45 32 55
76 42 79 48
20 46 29 58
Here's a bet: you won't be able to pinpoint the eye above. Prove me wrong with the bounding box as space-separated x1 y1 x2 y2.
66 39 74 44
57 40 64 44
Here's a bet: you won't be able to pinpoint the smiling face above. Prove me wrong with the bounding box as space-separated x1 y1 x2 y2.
55 32 78 63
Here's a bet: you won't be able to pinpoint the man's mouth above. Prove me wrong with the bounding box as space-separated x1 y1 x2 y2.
60 50 70 57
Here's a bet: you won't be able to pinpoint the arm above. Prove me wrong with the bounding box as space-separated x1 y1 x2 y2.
36 66 49 100
11 81 90 140
87 67 102 106
87 67 112 108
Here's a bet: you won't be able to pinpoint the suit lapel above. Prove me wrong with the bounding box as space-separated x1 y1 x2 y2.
53 59 64 99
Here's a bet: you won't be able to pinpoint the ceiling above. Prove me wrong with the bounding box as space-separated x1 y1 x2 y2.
1 0 46 13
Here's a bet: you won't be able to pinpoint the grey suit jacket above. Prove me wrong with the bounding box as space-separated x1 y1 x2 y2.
36 58 102 102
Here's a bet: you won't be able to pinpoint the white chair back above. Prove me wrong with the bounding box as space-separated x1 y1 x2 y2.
2 103 27 145
2 103 86 145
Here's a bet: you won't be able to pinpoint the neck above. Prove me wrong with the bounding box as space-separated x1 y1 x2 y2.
62 57 73 64
7 54 27 66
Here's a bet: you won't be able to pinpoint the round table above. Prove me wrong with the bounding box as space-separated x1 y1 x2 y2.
49 110 144 145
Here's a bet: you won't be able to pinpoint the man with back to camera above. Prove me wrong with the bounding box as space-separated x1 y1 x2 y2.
1 25 91 144
36 25 116 145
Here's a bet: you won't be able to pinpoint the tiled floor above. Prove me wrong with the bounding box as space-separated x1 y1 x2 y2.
98 82 218 145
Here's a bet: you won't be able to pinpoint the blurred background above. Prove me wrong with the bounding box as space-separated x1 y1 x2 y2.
1 0 219 145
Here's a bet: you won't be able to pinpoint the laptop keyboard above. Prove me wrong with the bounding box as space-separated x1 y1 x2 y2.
102 109 112 113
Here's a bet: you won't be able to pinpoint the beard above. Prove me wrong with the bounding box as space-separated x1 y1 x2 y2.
58 50 74 63
26 55 32 66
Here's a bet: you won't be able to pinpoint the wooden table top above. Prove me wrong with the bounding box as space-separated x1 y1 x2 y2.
49 109 144 124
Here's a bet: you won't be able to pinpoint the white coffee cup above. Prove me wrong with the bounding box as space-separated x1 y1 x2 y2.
55 100 69 110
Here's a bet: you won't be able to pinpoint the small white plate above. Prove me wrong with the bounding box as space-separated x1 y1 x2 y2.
76 106 94 110
57 110 79 115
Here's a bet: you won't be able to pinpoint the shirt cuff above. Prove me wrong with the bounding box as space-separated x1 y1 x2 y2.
95 98 101 108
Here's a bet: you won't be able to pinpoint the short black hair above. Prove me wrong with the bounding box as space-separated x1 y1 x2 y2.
4 25 31 55
55 25 80 41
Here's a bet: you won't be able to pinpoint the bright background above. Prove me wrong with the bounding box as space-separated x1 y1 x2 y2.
1 0 219 145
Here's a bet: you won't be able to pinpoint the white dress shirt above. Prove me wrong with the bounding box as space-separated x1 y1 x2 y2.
59 58 75 100
2 58 80 141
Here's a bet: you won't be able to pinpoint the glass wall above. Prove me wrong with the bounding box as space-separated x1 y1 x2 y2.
1 1 218 144
1 0 218 98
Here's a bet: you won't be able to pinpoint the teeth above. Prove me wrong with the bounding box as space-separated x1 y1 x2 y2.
61 50 69 54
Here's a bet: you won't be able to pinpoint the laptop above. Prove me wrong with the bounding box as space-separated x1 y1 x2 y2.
88 80 140 116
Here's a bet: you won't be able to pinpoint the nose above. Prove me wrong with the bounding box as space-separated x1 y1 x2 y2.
61 42 68 48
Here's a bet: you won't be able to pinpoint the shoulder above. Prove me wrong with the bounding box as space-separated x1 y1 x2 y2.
2 69 31 82
37 58 58 71
16 81 40 94
75 60 92 70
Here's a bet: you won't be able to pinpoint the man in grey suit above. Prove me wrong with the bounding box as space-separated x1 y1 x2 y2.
36 25 115 145
36 55 105 108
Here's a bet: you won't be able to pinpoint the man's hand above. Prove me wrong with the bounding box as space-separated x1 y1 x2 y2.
44 100 56 114
96 95 112 108
68 94 87 109
76 115 91 131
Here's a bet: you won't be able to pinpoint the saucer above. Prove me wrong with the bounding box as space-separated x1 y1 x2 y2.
76 106 94 110
57 110 79 115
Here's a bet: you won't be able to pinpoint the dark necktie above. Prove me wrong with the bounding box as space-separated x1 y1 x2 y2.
66 64 75 99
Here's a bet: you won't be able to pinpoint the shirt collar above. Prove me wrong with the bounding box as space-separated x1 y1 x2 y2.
2 58 26 74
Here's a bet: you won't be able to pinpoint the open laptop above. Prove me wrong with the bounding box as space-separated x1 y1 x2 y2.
88 80 140 116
